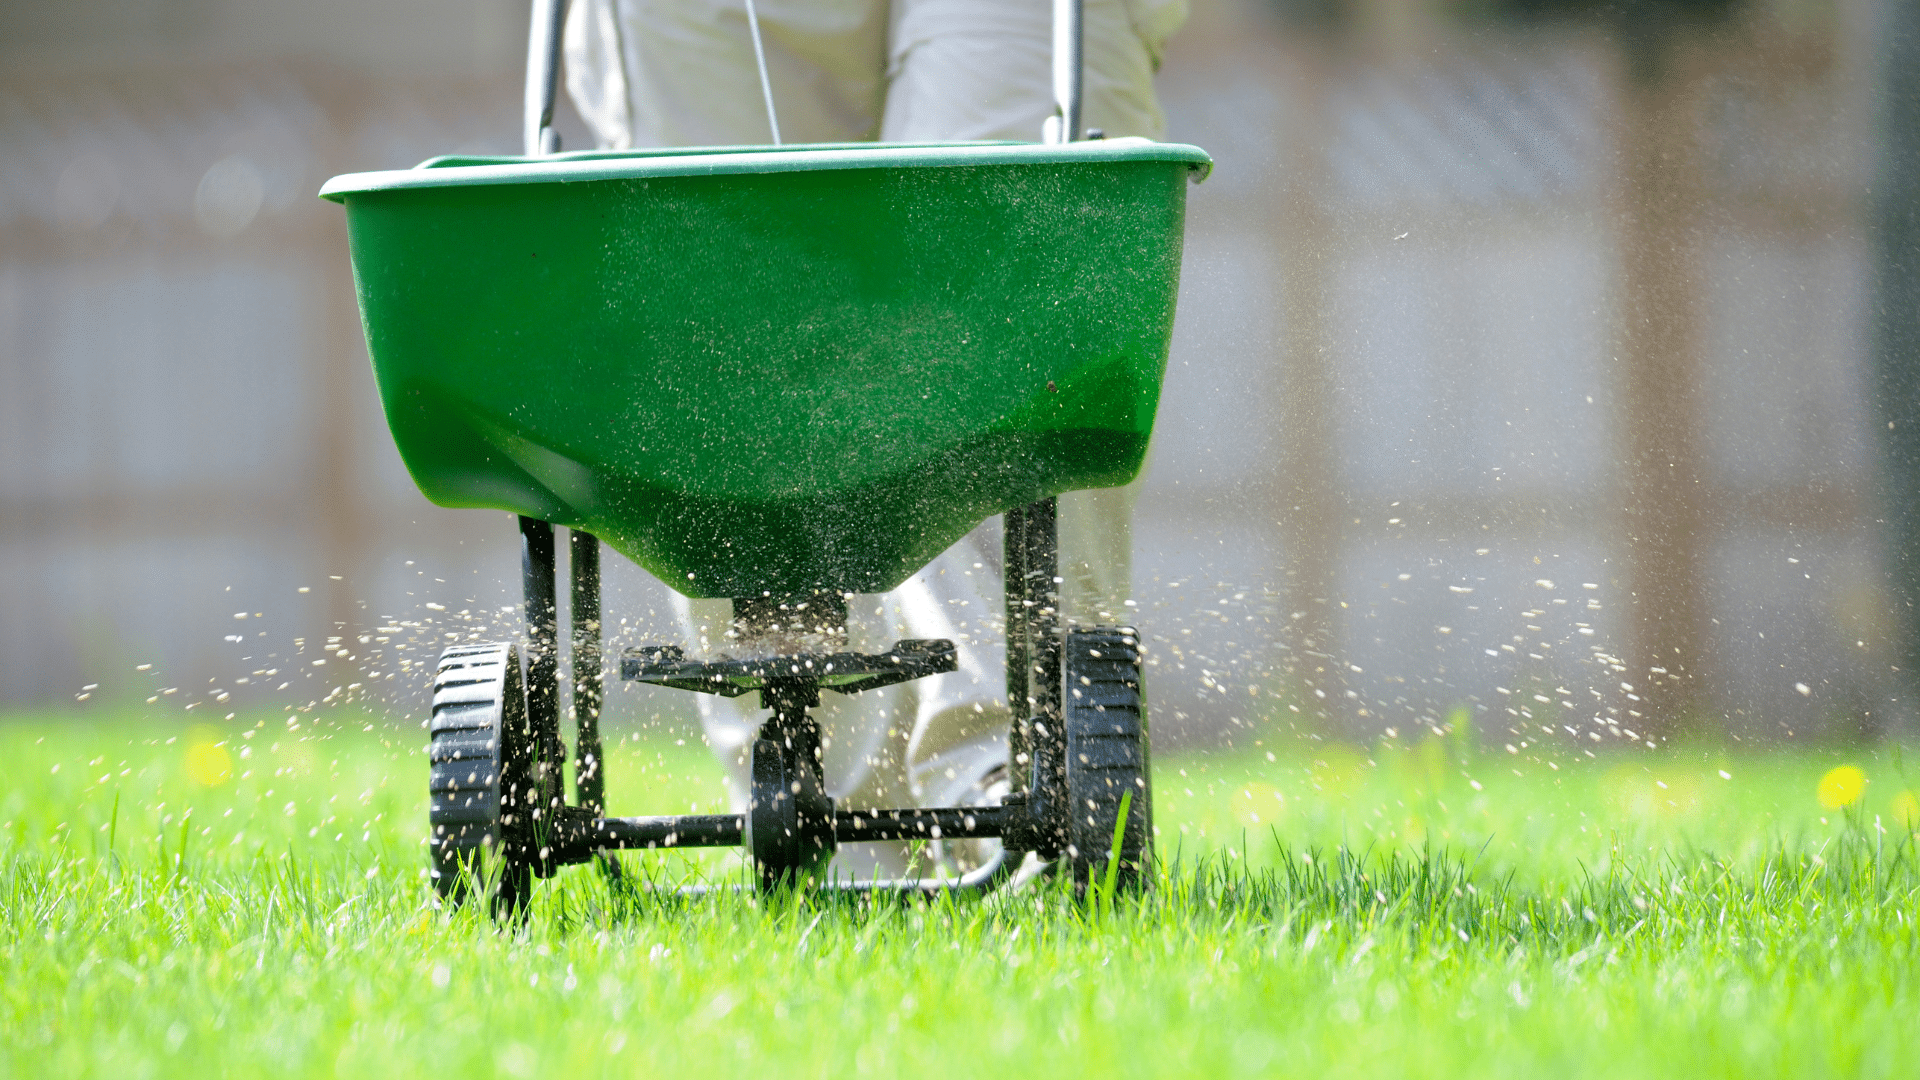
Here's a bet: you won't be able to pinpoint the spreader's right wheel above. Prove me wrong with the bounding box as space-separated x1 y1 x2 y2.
428 642 536 914
1062 627 1153 894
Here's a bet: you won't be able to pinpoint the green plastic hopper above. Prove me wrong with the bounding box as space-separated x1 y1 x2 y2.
321 138 1210 600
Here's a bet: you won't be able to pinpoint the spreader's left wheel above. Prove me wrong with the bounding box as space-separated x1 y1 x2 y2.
428 643 536 915
1061 627 1154 894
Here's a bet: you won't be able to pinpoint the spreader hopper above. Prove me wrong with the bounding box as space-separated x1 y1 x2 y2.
321 140 1209 600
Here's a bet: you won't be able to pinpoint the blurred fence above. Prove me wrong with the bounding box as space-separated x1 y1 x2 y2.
1146 0 1899 747
0 0 1909 750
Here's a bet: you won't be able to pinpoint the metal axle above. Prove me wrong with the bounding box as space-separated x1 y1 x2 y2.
544 802 1032 864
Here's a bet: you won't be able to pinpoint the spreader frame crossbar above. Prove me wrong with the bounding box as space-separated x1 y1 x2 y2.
543 802 1032 866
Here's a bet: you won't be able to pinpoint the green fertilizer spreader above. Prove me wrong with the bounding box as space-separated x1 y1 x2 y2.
322 4 1208 911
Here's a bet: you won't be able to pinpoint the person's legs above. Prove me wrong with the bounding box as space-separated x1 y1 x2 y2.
569 0 925 878
570 0 1182 879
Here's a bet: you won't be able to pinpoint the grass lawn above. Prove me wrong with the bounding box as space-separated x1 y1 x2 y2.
5 707 1920 1078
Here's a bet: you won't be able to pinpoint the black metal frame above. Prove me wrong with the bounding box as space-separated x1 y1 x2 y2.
513 498 1072 891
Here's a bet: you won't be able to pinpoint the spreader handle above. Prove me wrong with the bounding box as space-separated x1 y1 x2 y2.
524 0 567 156
1044 0 1084 145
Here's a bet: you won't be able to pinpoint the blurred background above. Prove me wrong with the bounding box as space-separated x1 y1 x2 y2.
2 0 1916 753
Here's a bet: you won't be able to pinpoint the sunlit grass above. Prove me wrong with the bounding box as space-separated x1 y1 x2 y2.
1159 731 1920 878
4 709 1920 1077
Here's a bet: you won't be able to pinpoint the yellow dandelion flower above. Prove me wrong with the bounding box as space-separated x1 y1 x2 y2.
1816 765 1866 810
184 735 233 787
1890 790 1920 830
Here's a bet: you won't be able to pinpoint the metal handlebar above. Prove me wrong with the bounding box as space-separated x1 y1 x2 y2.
524 0 568 156
1045 0 1084 145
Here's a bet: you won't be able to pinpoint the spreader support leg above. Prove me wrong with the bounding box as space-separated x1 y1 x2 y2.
570 530 606 815
1006 497 1066 857
519 516 567 865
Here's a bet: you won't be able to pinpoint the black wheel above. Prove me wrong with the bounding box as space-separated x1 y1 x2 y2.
429 643 535 914
1062 627 1153 893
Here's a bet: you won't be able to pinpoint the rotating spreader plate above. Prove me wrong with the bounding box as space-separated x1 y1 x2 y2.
619 638 956 697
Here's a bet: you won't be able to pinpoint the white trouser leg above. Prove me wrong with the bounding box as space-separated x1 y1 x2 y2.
879 0 1157 864
882 0 1170 143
